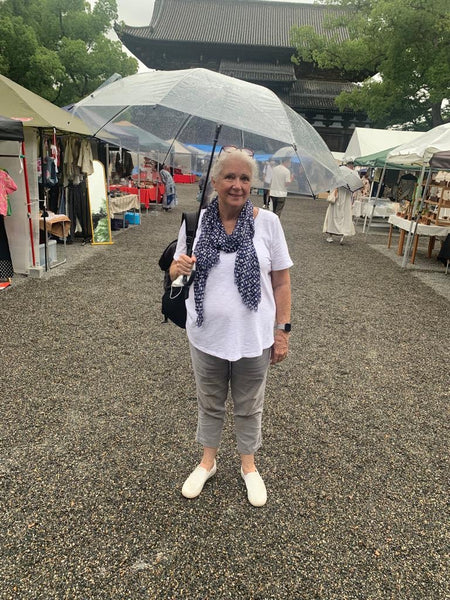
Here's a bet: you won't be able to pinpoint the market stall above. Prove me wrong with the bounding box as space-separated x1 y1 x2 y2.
173 174 196 183
109 184 165 208
0 74 92 274
387 214 450 264
0 116 28 283
386 123 450 267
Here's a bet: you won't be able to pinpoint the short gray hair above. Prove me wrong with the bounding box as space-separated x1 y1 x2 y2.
211 149 258 183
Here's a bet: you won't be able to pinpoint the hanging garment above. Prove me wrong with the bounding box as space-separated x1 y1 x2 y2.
0 215 14 279
78 139 94 176
43 155 58 187
67 181 91 240
64 137 83 184
48 184 60 213
115 152 123 177
122 150 134 177
0 170 18 216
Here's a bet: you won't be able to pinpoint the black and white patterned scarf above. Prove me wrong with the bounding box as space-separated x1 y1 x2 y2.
194 197 261 326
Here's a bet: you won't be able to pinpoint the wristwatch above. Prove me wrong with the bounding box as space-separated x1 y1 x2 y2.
275 323 291 332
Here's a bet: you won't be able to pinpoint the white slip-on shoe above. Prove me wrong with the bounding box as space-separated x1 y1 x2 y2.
339 235 345 245
241 467 267 507
326 236 334 243
181 461 217 498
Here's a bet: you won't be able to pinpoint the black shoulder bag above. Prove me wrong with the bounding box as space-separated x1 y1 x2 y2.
159 211 197 328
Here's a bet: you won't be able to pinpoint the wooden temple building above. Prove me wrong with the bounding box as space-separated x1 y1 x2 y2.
116 0 371 152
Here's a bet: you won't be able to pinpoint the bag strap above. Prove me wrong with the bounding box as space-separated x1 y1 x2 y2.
182 211 197 256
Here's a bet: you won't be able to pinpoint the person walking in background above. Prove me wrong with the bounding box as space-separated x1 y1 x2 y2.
355 170 371 202
323 185 356 244
262 159 275 209
160 164 177 211
269 157 293 217
171 147 292 507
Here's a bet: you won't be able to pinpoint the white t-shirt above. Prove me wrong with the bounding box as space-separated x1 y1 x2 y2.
269 164 291 197
174 209 293 361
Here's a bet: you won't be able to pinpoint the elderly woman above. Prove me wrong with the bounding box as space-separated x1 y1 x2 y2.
171 147 292 507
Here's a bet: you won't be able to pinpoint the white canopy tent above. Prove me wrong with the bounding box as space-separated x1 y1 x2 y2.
343 128 424 162
386 123 450 267
386 123 450 167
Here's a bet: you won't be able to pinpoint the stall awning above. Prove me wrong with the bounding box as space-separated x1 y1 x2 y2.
0 115 24 142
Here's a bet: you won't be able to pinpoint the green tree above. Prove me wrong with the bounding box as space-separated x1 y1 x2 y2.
291 0 450 129
0 0 138 106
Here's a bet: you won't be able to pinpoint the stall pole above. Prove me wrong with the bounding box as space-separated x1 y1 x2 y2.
21 141 36 267
364 163 387 236
38 129 49 271
400 165 426 267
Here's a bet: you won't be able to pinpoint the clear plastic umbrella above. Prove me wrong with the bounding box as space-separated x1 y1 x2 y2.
70 68 345 196
338 165 363 192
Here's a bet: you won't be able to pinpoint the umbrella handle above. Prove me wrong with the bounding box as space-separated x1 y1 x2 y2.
172 264 196 288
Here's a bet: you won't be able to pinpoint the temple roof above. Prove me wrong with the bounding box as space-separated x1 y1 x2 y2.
219 60 296 82
117 0 349 47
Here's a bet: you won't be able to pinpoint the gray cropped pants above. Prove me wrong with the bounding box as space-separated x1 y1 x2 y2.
189 344 271 455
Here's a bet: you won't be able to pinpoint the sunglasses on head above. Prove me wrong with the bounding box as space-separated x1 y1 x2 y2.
219 145 254 158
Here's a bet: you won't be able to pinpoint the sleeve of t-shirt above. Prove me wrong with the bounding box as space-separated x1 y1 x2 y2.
271 217 293 271
173 223 187 260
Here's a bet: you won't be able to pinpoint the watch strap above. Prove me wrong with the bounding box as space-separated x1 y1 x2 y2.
275 323 291 332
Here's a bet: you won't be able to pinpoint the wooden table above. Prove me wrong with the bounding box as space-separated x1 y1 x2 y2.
108 193 139 216
387 215 450 263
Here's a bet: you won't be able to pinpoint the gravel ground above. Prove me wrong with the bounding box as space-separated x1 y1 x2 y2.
1 185 448 599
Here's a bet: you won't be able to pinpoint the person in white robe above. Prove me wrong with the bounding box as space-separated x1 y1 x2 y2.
323 186 355 244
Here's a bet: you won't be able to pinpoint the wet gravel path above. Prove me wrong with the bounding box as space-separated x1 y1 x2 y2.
1 186 448 599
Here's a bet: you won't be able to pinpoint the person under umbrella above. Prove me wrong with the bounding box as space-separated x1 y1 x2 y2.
323 165 362 244
170 147 293 507
323 184 356 244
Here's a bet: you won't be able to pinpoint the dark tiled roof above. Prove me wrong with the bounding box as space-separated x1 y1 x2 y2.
219 60 296 82
119 0 349 47
281 79 355 110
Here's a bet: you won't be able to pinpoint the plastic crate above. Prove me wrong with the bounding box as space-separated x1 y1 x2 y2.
124 211 141 225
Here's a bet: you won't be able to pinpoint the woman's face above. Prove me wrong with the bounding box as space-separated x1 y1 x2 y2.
213 156 252 210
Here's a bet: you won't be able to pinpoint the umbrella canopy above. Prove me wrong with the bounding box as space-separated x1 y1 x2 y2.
387 123 450 166
108 120 170 153
70 68 345 195
271 146 298 161
338 165 363 192
0 74 90 135
0 115 24 141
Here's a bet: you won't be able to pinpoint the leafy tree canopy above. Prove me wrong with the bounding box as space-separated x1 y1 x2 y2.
0 0 138 106
291 0 450 129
